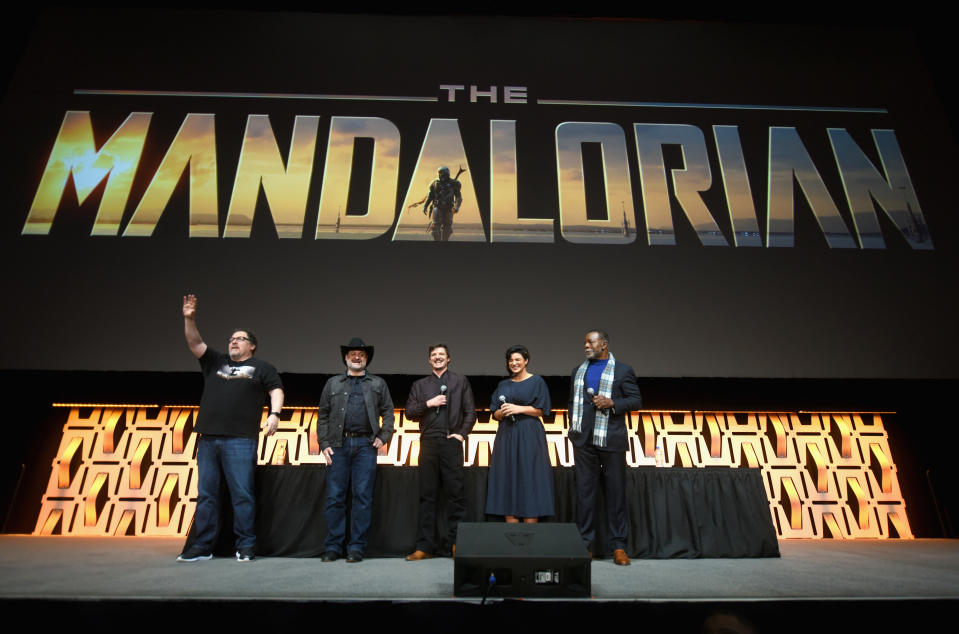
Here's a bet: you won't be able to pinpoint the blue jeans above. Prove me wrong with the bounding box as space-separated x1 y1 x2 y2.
324 436 377 556
193 435 257 552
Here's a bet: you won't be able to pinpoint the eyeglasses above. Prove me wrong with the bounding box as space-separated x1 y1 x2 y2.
229 336 252 343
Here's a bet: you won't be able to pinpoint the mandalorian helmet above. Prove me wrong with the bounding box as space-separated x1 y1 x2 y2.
438 166 450 181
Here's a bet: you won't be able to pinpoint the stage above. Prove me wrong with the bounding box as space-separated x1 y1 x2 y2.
2 536 957 601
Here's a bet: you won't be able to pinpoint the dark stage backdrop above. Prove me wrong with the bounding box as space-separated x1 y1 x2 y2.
1 9 957 377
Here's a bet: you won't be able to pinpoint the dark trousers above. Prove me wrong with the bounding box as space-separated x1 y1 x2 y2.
415 436 466 553
573 443 628 551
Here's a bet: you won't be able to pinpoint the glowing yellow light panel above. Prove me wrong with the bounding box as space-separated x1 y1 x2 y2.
34 406 912 539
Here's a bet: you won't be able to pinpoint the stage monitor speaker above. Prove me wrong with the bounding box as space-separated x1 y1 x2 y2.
453 522 590 598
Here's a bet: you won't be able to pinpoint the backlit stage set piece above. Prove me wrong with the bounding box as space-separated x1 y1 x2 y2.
35 404 909 540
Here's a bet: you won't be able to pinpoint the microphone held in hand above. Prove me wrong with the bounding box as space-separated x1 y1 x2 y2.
587 386 609 414
499 395 515 422
436 385 447 414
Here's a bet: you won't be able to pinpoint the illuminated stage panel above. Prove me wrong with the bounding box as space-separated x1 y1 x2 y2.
797 436 836 497
724 413 766 468
627 412 670 467
36 406 198 536
33 406 913 539
259 408 310 465
627 411 659 467
760 413 799 464
767 469 810 536
465 410 497 468
695 412 732 465
544 411 575 468
387 410 421 467
381 409 423 467
548 410 575 467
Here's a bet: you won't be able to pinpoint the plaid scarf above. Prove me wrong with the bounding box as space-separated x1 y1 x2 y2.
570 354 616 447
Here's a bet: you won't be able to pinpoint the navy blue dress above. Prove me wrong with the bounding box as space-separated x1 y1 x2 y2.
485 375 555 518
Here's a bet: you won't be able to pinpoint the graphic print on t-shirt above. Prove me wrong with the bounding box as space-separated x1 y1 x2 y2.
216 364 256 380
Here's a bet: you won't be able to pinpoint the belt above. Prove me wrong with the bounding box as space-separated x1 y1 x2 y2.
343 431 370 438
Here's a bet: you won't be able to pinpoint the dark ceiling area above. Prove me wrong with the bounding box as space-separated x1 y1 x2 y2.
3 6 957 140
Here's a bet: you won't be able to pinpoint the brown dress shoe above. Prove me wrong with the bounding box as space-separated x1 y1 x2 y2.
612 549 631 566
405 550 432 561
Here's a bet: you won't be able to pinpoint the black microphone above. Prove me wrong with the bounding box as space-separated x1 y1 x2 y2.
499 395 515 422
436 385 447 414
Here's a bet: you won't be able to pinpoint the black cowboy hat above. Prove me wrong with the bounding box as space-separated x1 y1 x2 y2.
340 337 374 365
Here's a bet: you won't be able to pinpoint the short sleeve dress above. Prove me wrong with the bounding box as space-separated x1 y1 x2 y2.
485 375 556 518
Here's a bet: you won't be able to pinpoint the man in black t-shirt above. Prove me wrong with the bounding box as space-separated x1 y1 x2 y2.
177 294 284 563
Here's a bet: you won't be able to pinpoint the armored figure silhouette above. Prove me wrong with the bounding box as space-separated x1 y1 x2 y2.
421 166 463 241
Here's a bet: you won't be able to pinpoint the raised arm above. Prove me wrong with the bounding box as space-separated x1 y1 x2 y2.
182 294 208 359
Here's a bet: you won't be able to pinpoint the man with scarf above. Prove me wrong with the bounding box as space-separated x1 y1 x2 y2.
568 329 642 565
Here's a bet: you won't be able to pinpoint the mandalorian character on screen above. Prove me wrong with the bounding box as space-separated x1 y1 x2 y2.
411 166 464 241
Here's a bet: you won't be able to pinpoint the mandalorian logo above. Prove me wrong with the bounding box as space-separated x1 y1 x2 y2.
22 86 932 250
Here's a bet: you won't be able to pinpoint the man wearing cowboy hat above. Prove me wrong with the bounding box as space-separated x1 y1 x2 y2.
317 337 394 563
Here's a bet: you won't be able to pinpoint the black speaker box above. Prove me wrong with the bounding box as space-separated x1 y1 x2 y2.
453 522 591 598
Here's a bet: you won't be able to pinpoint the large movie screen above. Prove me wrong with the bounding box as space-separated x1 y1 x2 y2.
1 10 956 377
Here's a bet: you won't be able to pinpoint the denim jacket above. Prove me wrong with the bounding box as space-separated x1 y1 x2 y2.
317 372 394 450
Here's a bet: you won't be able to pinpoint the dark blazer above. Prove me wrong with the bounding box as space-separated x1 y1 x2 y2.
568 360 642 452
405 370 477 438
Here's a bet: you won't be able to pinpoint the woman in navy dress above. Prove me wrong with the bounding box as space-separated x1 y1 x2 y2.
486 345 555 522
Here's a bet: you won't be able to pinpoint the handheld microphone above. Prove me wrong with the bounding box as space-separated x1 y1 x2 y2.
436 385 447 414
499 395 515 422
587 386 609 414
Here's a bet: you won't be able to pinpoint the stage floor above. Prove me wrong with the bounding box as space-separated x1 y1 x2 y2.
1 536 957 602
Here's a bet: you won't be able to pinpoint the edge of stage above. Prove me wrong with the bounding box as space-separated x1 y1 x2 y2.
2 536 957 631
